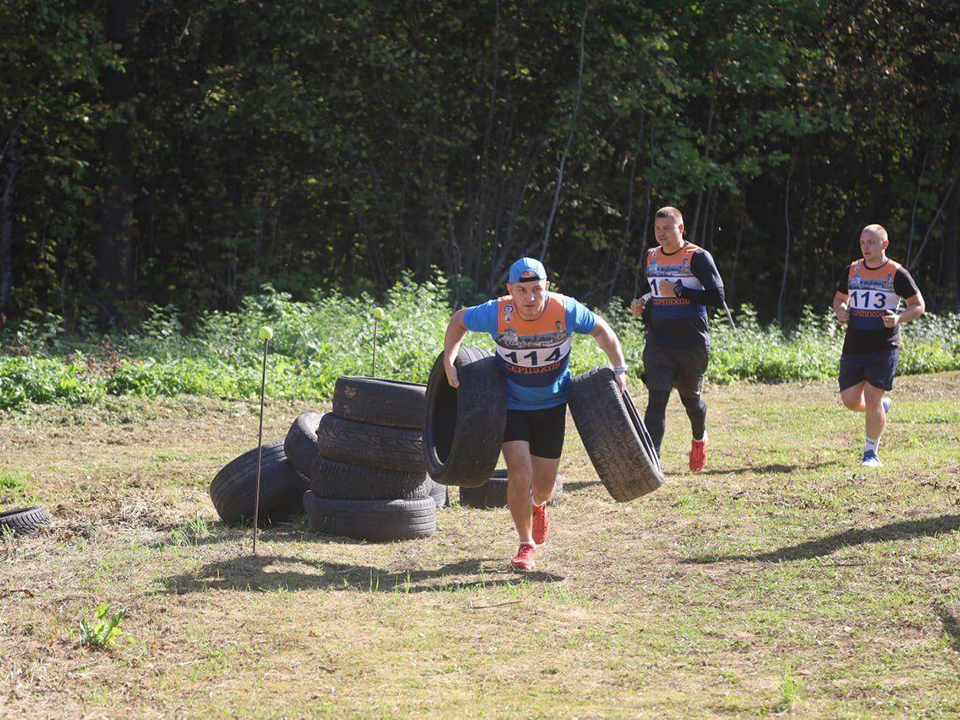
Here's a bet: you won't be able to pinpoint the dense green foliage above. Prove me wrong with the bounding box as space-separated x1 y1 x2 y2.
1 281 957 410
1 1 958 327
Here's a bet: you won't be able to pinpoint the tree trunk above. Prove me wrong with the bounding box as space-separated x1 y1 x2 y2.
0 126 19 316
906 143 930 267
632 124 656 299
729 206 744 303
777 158 795 326
945 129 960 310
539 2 588 262
690 94 716 244
96 0 140 326
607 113 645 304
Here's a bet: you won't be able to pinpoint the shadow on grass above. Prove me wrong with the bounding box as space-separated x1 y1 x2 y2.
159 555 564 595
561 480 603 493
697 460 842 476
154 518 310 549
934 602 960 652
684 514 960 564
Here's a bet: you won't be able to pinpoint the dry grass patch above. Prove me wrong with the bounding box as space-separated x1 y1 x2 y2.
2 375 960 715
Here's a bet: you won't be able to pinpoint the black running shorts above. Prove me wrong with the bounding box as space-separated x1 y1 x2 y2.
838 348 899 392
503 404 567 459
642 339 710 396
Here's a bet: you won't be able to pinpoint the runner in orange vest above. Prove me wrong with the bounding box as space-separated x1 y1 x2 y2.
442 257 628 571
833 224 925 467
630 207 725 471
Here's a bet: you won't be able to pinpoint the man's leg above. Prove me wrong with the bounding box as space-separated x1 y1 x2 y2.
864 383 887 439
644 389 670 455
678 345 709 471
526 404 565 546
679 393 706 440
840 381 866 412
503 440 535 545
530 455 560 546
531 455 561 505
642 341 674 455
839 352 867 412
861 382 887 466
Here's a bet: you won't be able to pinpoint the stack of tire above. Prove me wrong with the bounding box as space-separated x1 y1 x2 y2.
459 470 564 510
296 377 444 542
210 440 308 525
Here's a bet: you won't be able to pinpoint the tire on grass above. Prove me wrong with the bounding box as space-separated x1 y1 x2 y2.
333 377 426 429
316 414 424 473
311 455 429 501
427 479 448 508
303 491 436 542
423 348 506 487
210 440 309 525
567 367 663 502
0 506 51 535
284 412 323 477
459 471 564 510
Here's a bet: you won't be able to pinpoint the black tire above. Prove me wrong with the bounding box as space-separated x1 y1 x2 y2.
284 412 323 477
0 506 51 535
423 348 507 487
567 367 664 502
303 491 436 542
459 471 564 509
311 455 429 501
316 414 424 473
427 479 448 508
210 441 309 525
332 376 426 429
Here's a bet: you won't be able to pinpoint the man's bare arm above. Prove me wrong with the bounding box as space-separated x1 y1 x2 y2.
442 309 469 388
832 291 849 324
884 291 925 328
590 317 627 392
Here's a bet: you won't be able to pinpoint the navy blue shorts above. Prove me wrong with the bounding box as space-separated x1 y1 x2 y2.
838 348 899 392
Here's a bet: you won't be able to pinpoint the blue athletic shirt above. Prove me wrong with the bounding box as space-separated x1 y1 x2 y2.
463 292 598 410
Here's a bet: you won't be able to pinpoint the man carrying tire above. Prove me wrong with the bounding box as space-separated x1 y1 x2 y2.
832 224 924 467
630 206 725 471
442 257 628 571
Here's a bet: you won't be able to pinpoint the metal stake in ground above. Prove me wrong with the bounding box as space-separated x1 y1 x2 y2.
371 307 385 376
252 325 273 555
722 300 738 332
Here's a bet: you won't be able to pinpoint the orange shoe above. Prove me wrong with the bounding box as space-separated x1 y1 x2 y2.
511 543 537 571
689 435 707 472
532 503 549 545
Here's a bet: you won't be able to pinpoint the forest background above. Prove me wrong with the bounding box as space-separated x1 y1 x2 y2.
2 0 959 330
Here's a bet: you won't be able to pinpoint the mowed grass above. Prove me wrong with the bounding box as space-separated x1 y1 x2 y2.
1 373 959 716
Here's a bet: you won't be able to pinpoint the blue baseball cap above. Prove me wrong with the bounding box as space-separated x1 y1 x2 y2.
508 257 547 283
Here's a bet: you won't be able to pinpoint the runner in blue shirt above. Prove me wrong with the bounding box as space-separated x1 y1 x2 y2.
442 257 628 570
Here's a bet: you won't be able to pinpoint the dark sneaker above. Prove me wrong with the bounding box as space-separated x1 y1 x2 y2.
861 450 883 468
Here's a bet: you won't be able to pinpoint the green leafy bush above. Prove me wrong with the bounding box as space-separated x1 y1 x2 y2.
1 283 958 411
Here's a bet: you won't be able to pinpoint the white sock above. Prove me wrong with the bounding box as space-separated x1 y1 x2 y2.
864 437 880 455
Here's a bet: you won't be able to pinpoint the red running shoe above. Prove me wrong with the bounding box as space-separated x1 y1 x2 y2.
689 435 707 472
532 503 549 545
511 543 537 571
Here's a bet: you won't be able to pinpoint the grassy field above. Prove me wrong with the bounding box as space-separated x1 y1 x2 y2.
2 373 959 716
